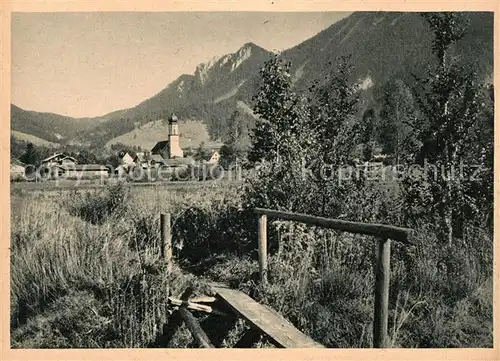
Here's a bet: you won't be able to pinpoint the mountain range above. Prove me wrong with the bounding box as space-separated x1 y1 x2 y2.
11 11 494 149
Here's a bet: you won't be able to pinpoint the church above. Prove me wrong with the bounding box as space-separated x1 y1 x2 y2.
151 113 184 159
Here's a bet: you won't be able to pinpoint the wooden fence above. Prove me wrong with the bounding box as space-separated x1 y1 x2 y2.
254 208 414 348
160 210 414 348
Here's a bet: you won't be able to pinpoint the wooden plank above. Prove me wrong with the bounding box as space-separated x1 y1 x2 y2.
189 296 216 303
168 297 232 317
254 208 413 243
212 286 324 348
373 238 391 348
178 307 215 348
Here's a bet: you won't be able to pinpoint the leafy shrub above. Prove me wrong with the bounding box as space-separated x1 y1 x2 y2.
67 182 129 224
157 185 243 262
173 193 255 265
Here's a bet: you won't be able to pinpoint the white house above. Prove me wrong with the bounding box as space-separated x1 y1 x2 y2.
204 150 220 164
119 152 135 165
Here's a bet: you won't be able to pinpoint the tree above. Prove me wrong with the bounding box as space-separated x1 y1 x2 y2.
10 136 27 160
248 55 310 165
219 111 249 168
105 154 121 169
19 142 39 165
193 142 210 162
310 56 360 166
307 56 361 216
458 83 494 230
377 79 418 164
244 55 315 213
76 149 98 164
223 110 247 145
405 12 489 245
360 108 377 162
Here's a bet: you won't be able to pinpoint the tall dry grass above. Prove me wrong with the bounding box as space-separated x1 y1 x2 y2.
10 184 200 348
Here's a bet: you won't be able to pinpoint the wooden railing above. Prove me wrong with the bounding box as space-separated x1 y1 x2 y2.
254 207 414 348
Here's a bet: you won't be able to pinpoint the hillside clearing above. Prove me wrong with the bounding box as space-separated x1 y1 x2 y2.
11 130 60 148
105 119 223 150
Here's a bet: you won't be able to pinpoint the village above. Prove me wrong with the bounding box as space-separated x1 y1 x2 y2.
10 113 223 183
9 111 393 185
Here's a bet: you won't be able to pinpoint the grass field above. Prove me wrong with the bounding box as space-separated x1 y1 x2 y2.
105 119 224 151
11 130 61 148
10 181 493 348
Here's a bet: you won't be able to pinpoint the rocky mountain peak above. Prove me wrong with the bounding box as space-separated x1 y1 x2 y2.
194 42 269 85
194 54 224 85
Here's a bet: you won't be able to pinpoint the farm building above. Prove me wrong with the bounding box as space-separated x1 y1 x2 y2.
41 153 77 167
163 157 193 167
150 154 166 166
134 151 166 168
151 113 184 159
55 164 110 178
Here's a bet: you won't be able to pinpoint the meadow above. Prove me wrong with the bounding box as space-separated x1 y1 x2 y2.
10 180 493 348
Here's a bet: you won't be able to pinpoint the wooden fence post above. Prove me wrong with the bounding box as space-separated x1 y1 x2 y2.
258 214 268 287
373 237 391 348
160 213 172 273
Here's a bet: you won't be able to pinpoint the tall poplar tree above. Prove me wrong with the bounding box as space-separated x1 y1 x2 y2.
245 55 315 212
407 12 491 244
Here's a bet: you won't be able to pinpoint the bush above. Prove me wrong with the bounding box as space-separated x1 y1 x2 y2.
173 188 255 266
66 182 129 224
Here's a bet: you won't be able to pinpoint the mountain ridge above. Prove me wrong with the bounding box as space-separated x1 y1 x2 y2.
11 11 493 148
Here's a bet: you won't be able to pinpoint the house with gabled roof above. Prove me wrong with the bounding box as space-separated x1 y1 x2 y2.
118 151 135 165
41 153 77 167
202 149 220 164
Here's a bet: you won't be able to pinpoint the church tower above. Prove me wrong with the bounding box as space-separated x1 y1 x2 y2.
168 113 183 158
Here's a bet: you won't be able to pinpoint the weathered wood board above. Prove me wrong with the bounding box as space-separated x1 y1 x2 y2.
212 286 325 348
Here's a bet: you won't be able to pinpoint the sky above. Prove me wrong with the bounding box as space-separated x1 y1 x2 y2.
12 12 351 118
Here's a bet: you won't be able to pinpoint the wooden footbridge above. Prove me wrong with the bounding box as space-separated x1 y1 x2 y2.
158 208 414 348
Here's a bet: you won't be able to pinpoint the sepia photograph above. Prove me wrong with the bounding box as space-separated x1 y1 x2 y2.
7 8 495 351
